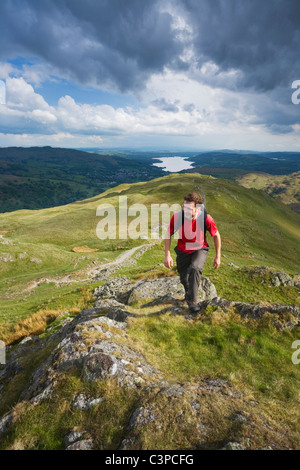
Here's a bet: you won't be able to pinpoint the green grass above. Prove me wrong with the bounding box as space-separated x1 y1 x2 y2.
0 373 140 450
127 307 300 403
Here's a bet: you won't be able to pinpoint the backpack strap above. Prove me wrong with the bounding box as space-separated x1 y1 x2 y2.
173 210 184 234
201 207 208 236
173 206 207 234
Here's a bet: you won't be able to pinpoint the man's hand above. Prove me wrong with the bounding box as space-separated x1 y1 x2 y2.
164 236 173 269
213 231 221 269
164 254 173 269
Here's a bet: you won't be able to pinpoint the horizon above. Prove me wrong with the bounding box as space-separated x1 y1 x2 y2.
1 145 300 155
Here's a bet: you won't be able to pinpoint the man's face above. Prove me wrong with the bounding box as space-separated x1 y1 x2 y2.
183 201 197 220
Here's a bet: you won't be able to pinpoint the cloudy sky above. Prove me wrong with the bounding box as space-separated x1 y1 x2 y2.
0 0 300 150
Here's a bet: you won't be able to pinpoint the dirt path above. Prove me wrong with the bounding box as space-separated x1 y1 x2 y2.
24 243 155 292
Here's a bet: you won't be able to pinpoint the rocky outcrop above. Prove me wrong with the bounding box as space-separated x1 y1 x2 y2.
94 274 218 306
242 265 300 289
127 276 217 305
200 296 300 329
12 309 161 407
94 272 299 330
0 269 298 450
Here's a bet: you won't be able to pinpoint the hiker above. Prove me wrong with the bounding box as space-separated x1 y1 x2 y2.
164 191 221 313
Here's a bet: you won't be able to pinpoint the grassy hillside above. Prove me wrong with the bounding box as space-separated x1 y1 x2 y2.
236 171 300 214
0 172 299 341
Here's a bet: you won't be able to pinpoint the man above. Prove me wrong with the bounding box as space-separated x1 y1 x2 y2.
164 191 221 313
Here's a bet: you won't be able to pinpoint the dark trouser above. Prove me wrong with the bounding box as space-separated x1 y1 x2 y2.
175 246 209 303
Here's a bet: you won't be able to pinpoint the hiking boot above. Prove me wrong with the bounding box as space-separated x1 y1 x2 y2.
188 301 200 314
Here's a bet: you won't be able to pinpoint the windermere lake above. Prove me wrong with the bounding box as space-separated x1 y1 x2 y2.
152 156 195 172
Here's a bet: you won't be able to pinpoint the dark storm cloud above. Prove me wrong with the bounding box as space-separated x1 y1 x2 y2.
0 0 185 91
1 0 299 96
181 0 300 92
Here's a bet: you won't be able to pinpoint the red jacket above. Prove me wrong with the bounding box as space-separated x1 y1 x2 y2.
167 209 218 253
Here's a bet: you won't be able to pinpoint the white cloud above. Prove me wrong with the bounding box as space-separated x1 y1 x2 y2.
0 74 299 150
27 109 57 124
6 77 51 111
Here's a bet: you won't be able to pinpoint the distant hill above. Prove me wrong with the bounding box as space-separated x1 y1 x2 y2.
0 147 164 213
184 151 300 175
181 151 300 213
236 171 300 214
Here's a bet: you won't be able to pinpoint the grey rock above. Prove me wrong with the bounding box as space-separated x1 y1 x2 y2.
277 271 294 286
71 393 105 410
0 253 14 262
202 296 300 329
201 377 232 392
221 442 247 450
93 276 133 301
81 340 158 386
82 352 116 381
157 383 186 398
129 407 156 429
64 430 85 447
271 276 281 287
127 277 184 305
30 257 42 264
0 412 13 438
127 276 217 305
119 437 136 450
0 359 24 381
249 401 258 406
232 411 249 424
200 276 218 301
66 439 94 450
232 302 300 322
210 296 233 311
93 298 133 322
106 307 133 323
30 384 53 404
0 238 12 245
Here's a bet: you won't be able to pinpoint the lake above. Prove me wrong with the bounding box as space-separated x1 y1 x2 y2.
152 156 194 172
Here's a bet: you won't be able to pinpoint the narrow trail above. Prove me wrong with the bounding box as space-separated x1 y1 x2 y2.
24 243 155 293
